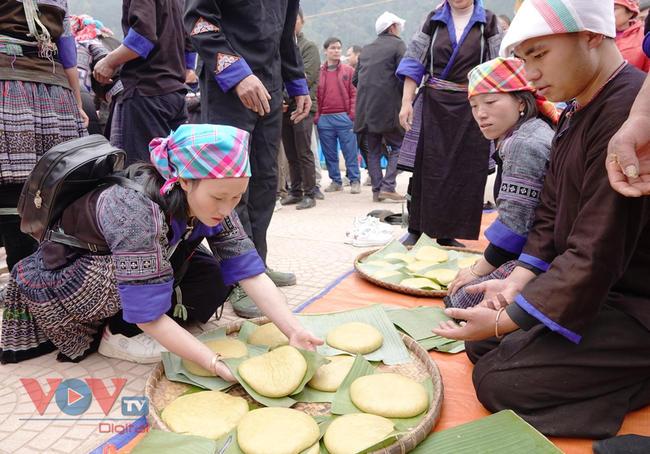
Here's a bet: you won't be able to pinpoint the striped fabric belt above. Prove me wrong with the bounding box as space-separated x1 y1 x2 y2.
0 35 42 57
425 76 468 92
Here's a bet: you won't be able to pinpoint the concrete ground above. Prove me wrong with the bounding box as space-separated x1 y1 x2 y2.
0 171 495 454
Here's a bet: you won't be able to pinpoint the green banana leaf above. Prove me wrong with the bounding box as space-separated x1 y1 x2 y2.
409 410 563 453
129 430 217 454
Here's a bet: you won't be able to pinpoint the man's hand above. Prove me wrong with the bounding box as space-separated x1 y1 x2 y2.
432 306 501 341
235 74 271 116
290 95 312 123
185 69 198 84
93 57 116 84
288 328 324 352
607 115 650 197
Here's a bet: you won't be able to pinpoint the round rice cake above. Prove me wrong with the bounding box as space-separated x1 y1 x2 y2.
247 323 289 348
238 345 307 397
237 407 320 454
422 269 457 286
161 391 248 440
324 413 395 454
371 269 402 279
182 338 249 377
415 246 449 263
400 277 441 290
326 322 383 354
307 355 355 392
350 373 429 418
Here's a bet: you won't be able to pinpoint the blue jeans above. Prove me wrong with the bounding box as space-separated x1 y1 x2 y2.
317 113 360 184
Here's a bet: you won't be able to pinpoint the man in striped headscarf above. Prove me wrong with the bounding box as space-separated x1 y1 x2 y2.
433 0 650 440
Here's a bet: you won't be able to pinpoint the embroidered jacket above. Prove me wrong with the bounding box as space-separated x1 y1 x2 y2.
483 118 554 267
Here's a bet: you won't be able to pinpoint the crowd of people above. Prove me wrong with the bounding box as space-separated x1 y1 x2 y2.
2 0 650 449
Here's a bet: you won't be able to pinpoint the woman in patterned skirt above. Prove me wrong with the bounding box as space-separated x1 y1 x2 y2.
0 0 88 274
0 124 322 381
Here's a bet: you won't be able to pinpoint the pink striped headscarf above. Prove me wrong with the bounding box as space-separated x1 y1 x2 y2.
149 124 251 195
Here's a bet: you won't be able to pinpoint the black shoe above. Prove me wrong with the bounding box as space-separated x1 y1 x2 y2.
437 238 466 248
280 194 303 206
313 187 325 200
401 233 420 246
483 201 496 211
296 197 316 210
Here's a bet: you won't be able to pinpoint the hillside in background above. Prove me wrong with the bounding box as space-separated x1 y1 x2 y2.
68 0 517 61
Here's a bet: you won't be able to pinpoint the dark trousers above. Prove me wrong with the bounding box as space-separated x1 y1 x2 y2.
121 89 188 164
0 184 38 272
366 132 403 195
357 134 369 169
282 113 316 198
200 73 283 263
466 304 650 439
109 248 231 337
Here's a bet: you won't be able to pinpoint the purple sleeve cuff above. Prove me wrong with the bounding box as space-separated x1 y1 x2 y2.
644 32 650 59
220 249 266 285
518 253 550 272
185 52 197 70
215 58 253 92
285 79 309 97
119 281 173 324
395 58 425 84
123 28 155 59
485 219 527 254
514 294 582 343
57 35 77 68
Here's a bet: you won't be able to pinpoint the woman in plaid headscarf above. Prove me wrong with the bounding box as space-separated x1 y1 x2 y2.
1 124 322 378
445 57 556 309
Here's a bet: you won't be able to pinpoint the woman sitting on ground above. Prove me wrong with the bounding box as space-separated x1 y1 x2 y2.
0 124 322 381
446 57 557 308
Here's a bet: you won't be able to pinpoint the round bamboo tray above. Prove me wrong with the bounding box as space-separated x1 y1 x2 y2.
354 246 483 298
145 317 443 454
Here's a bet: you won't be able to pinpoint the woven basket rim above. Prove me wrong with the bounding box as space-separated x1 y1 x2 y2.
144 318 443 454
354 245 483 298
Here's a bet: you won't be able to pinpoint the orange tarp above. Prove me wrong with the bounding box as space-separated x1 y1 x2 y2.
299 212 650 453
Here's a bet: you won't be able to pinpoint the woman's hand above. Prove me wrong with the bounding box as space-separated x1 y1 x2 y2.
399 102 413 132
288 328 324 352
465 277 522 310
215 360 238 382
448 267 477 295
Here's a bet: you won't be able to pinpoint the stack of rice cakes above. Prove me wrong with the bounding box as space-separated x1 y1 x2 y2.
357 236 483 292
159 319 434 454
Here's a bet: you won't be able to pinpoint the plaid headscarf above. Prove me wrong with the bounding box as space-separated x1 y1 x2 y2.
468 57 559 123
500 0 616 57
150 124 251 195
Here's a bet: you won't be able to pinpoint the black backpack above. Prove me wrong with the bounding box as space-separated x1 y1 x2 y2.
18 134 141 252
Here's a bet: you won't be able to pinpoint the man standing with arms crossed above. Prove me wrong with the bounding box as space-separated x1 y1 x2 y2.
184 0 311 318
